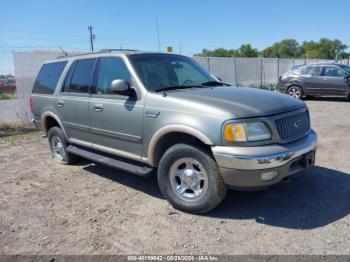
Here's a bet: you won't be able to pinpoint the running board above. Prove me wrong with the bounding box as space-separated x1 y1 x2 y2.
67 145 153 177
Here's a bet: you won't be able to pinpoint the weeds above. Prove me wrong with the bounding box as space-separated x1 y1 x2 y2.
0 93 17 100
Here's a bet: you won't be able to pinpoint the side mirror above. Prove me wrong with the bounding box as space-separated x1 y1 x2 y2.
110 79 131 96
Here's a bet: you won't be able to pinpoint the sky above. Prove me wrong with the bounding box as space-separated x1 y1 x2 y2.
0 0 349 74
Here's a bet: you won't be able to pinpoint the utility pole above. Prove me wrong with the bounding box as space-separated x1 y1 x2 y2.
88 26 95 52
155 16 161 52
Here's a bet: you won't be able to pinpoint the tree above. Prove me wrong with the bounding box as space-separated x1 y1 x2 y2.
300 38 348 59
263 39 300 58
237 44 259 57
196 44 257 57
196 38 348 59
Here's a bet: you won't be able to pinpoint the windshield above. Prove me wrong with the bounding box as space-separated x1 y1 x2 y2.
129 54 215 92
338 64 350 73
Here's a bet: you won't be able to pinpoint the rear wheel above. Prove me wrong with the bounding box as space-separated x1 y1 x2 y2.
157 144 228 214
287 86 303 99
47 127 78 164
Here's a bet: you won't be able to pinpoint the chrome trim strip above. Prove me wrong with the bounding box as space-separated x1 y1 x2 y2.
90 127 141 142
212 130 317 170
64 122 90 131
69 138 148 163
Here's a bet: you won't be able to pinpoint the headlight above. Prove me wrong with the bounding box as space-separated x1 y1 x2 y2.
224 122 271 142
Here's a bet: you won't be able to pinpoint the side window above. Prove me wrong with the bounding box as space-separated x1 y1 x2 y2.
323 66 345 77
95 57 131 94
68 58 96 93
33 61 67 94
304 66 322 76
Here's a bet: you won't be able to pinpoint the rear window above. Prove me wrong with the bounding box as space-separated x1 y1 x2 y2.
32 61 67 94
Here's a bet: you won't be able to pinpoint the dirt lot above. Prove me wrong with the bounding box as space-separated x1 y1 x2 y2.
0 98 350 255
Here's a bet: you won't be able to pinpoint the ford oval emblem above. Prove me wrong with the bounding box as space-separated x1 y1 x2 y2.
294 119 304 128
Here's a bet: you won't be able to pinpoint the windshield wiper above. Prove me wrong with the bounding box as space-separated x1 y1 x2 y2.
154 81 231 93
200 81 231 86
154 85 202 93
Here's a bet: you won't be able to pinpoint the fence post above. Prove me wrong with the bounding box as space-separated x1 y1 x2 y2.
260 57 263 89
233 58 238 86
277 58 280 85
207 57 211 72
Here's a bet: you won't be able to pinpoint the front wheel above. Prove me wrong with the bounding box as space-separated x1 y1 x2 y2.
157 144 228 214
287 86 303 99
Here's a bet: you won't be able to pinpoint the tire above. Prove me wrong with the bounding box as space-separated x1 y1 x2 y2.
47 126 78 165
287 86 303 99
157 143 228 214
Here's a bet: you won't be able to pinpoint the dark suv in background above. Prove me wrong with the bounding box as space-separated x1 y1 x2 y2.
278 63 350 99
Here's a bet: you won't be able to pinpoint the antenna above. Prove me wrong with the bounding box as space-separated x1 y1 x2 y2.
57 46 68 57
156 16 161 52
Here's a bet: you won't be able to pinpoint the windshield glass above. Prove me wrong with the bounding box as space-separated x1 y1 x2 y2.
129 54 215 92
338 64 350 73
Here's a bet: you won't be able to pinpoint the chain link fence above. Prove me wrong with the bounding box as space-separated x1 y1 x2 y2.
1 50 349 126
194 56 349 89
0 50 82 127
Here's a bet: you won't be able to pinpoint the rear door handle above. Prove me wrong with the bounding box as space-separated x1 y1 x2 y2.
322 78 328 81
57 100 64 107
93 104 104 112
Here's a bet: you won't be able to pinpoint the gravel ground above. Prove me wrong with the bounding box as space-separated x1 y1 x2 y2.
0 98 349 255
0 99 20 125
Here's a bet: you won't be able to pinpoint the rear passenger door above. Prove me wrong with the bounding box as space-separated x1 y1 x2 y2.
301 65 323 95
56 58 97 142
321 66 348 96
88 57 144 159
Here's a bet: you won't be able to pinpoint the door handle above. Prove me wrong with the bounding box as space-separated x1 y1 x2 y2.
322 78 328 81
57 100 64 107
93 104 104 112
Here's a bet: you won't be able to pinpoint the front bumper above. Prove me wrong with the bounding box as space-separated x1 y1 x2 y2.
276 81 288 94
211 130 317 189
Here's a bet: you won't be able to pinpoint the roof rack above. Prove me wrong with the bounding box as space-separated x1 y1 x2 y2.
56 48 140 59
98 49 139 52
57 51 96 58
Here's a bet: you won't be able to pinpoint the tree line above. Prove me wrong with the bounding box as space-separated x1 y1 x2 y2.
196 38 348 60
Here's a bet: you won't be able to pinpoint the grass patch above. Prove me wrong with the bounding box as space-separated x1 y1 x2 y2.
0 93 17 100
1 131 41 146
0 123 38 137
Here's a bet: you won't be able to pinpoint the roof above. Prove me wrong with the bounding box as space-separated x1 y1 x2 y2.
47 49 179 63
293 62 348 68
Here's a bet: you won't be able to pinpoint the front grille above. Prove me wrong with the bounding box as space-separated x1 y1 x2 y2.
275 111 310 142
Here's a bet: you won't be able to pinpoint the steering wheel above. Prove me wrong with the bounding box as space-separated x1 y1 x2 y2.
182 79 194 85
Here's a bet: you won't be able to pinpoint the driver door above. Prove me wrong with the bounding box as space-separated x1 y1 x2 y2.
88 57 144 159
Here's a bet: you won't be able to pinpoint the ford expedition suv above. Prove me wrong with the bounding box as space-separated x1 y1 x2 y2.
31 50 317 213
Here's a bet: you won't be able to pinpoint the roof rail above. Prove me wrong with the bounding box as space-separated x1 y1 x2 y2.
99 49 139 52
56 49 139 59
57 51 96 58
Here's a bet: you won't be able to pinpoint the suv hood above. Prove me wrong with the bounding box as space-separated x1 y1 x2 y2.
166 86 305 118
